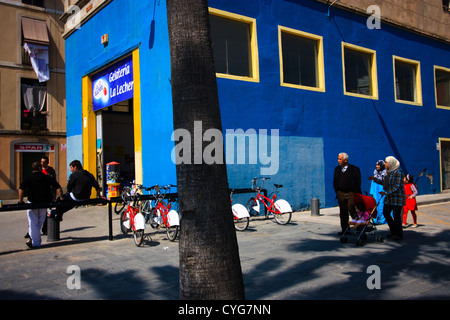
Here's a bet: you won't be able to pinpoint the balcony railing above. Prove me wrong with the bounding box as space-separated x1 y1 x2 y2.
21 110 48 131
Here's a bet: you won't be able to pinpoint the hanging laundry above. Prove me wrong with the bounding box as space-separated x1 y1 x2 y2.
23 42 50 82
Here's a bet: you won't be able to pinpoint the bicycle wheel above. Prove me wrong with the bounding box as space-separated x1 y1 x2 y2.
234 216 249 231
120 210 130 234
246 197 259 217
115 187 130 214
140 200 152 222
166 225 179 241
273 210 292 225
114 201 126 214
133 229 145 246
148 207 160 229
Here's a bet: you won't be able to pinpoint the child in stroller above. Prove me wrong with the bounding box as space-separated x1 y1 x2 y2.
349 201 370 228
340 193 384 246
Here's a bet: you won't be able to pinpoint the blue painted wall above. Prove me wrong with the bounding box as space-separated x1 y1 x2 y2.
65 0 176 187
65 0 450 210
209 0 450 209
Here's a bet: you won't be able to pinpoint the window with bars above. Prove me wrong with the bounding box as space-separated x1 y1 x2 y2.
435 66 450 108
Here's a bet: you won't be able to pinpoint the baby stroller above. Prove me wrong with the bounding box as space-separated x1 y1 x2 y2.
340 193 384 246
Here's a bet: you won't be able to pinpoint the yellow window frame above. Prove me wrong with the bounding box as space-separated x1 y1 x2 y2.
434 65 450 110
439 137 450 192
393 56 422 106
278 26 325 92
209 7 260 83
342 42 378 100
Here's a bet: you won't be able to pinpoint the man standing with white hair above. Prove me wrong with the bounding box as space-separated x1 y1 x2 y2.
333 152 362 234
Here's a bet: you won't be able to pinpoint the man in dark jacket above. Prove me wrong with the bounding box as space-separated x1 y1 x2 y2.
19 162 62 248
50 160 102 221
40 156 57 235
333 152 361 234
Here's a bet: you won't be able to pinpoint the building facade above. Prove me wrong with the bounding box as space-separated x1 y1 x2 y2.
0 0 67 200
62 0 450 210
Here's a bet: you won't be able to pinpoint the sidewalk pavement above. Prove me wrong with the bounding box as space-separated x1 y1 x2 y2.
0 192 449 301
315 191 450 216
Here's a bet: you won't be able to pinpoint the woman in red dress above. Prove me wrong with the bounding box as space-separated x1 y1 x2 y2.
403 174 418 228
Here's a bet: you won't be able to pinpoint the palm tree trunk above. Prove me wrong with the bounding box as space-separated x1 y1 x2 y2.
166 0 245 299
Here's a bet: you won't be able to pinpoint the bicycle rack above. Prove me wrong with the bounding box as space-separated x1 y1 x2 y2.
0 188 264 242
229 188 268 216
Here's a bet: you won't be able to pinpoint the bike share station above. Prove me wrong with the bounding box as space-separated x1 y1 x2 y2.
0 51 293 244
0 178 288 245
0 149 290 244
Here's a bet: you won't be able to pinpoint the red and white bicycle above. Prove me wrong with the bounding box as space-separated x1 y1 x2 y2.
230 189 250 231
120 185 147 246
145 185 180 241
246 177 292 225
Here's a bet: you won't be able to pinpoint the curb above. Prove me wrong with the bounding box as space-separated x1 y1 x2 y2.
297 193 450 217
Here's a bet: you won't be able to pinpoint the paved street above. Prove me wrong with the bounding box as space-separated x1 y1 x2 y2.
0 196 449 301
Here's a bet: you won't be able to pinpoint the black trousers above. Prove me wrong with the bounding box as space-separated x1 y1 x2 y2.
383 204 403 238
336 191 355 231
51 193 79 220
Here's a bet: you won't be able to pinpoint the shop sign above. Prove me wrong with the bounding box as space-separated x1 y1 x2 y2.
15 143 55 152
92 55 133 111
